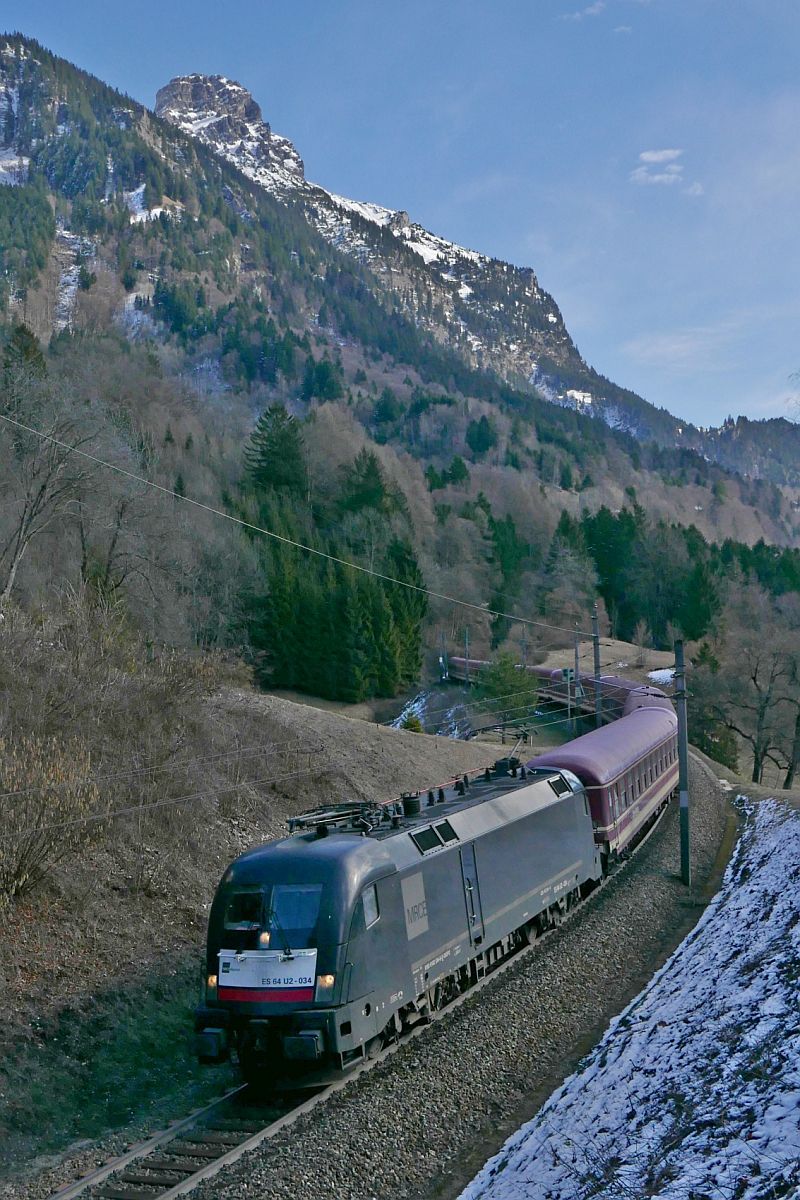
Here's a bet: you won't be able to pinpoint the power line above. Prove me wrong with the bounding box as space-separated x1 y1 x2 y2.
0 411 592 639
5 748 511 840
0 739 318 801
1 767 318 839
414 685 545 724
464 707 575 733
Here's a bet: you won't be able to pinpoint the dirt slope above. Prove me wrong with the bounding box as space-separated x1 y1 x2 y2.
0 688 491 1029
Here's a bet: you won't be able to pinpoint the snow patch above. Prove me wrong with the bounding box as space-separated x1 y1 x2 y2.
648 667 675 685
461 798 800 1200
328 193 395 228
54 230 95 331
123 182 174 224
0 147 28 186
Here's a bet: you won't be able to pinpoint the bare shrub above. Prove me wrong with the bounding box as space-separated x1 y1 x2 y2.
0 735 100 904
633 619 652 667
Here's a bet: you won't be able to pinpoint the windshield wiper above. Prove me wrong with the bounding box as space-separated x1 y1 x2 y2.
266 907 294 958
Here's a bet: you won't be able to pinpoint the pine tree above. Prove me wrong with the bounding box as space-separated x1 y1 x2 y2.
245 405 308 497
465 415 497 458
253 551 298 688
3 322 46 383
371 587 402 695
384 540 427 683
333 566 370 702
340 448 388 513
448 455 470 485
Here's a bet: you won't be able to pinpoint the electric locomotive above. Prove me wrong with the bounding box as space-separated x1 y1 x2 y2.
194 758 602 1084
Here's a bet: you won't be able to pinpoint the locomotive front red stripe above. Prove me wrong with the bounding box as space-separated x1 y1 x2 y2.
218 986 315 1002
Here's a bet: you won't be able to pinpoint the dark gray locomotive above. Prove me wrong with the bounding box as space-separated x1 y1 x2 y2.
195 760 601 1083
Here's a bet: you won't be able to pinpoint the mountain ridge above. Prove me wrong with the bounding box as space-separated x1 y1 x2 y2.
0 33 797 511
152 71 800 484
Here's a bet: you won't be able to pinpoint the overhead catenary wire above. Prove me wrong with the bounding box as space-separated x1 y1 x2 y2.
0 411 592 639
461 708 579 734
2 767 319 839
5 746 514 840
0 738 320 802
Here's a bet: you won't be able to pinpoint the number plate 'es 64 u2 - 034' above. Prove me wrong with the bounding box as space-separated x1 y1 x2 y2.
217 948 317 1001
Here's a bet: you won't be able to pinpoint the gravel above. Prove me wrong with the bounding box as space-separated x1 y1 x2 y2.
191 754 733 1200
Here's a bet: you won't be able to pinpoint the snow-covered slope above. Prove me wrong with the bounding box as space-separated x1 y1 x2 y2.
460 796 800 1200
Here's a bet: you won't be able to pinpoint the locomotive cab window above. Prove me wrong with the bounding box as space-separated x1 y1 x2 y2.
224 890 263 930
362 883 379 928
548 775 571 797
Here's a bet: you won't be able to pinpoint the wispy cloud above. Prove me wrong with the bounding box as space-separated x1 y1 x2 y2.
614 25 633 33
622 317 745 372
629 148 704 195
639 148 683 164
562 1 606 22
630 164 683 186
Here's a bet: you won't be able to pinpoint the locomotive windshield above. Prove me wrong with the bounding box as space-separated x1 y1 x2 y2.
222 883 324 948
266 883 323 948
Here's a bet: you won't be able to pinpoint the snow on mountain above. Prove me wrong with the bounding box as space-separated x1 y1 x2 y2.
460 797 800 1200
154 74 591 401
155 74 304 196
158 75 726 453
0 145 28 185
155 76 489 270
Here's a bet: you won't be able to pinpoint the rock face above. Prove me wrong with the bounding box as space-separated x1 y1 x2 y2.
155 74 305 189
155 75 598 424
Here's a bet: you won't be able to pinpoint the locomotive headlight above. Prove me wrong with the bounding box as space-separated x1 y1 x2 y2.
315 973 336 1002
206 973 218 1001
258 931 271 948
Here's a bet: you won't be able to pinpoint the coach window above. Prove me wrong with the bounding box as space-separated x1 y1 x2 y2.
363 884 380 929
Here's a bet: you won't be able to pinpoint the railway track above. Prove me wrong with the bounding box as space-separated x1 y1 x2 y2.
51 1086 317 1200
50 794 673 1200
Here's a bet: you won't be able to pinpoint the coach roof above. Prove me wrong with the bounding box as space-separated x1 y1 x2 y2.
527 707 677 788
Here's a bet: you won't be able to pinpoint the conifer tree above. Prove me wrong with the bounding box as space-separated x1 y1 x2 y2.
245 405 308 498
384 540 427 683
334 566 370 701
3 322 46 385
371 587 402 695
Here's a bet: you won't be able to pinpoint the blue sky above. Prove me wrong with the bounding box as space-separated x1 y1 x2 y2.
5 0 800 427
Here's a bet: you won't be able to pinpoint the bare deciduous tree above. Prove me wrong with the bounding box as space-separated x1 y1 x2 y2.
0 375 96 603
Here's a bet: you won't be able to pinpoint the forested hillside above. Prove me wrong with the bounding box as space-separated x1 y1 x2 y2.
0 33 798 789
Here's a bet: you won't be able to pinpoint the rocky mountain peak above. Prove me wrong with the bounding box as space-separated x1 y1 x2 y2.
155 73 304 188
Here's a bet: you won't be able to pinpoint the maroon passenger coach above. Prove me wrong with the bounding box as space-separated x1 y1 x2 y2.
528 705 678 865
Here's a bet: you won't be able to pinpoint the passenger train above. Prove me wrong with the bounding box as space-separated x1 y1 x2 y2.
194 676 678 1085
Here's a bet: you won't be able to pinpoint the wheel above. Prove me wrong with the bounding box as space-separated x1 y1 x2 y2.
365 1036 383 1060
